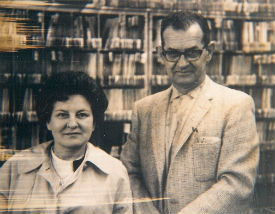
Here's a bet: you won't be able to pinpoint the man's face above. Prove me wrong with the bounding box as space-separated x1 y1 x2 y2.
162 23 212 91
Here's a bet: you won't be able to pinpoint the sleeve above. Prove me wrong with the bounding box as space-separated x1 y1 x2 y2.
120 103 161 214
113 164 133 214
0 159 13 213
178 95 260 214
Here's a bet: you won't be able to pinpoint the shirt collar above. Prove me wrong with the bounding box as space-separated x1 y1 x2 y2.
18 141 112 175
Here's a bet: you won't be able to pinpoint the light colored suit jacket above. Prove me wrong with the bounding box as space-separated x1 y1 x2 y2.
121 76 259 214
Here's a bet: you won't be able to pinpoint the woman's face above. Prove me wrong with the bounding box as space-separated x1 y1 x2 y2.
47 95 94 157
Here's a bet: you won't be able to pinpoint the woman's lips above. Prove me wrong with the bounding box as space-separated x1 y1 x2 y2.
64 132 81 135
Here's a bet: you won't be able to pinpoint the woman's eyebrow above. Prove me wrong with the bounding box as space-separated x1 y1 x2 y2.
77 109 91 113
54 109 68 112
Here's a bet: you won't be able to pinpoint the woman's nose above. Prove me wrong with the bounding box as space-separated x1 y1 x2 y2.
66 117 78 129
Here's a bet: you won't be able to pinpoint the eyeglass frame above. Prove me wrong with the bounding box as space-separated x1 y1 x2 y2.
161 47 207 62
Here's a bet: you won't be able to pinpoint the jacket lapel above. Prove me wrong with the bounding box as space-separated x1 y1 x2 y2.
170 77 213 164
151 87 172 184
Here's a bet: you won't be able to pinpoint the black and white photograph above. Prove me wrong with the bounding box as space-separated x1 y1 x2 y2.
0 0 274 213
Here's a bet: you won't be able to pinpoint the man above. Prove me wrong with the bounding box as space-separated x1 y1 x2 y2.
120 12 259 214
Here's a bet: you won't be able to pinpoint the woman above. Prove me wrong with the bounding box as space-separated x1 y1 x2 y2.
0 71 133 214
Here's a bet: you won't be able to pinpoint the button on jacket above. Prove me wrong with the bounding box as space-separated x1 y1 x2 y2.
0 141 133 214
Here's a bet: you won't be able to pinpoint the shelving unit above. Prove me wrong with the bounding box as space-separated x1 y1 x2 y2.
0 0 275 212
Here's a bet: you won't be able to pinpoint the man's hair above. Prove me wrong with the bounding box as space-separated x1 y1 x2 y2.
161 11 210 48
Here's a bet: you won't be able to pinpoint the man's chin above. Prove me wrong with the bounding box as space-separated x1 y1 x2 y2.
173 78 195 88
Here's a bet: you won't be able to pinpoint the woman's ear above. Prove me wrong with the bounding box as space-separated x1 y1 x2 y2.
205 41 215 63
92 121 96 132
46 122 51 131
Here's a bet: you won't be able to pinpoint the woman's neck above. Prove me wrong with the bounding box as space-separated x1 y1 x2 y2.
52 143 87 161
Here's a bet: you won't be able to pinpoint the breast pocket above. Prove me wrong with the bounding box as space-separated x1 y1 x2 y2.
192 137 221 182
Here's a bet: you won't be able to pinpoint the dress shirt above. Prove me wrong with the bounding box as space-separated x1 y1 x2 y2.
51 147 74 181
165 80 207 173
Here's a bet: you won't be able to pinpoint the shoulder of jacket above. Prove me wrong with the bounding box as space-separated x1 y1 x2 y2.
207 82 255 114
135 88 170 108
210 80 253 103
8 141 51 174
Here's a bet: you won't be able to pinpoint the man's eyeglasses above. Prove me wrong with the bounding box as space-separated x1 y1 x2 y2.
162 49 204 62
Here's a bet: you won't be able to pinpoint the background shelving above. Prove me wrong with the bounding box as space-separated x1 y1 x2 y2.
0 1 275 212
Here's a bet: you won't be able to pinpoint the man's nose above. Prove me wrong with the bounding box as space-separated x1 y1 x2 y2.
176 54 189 67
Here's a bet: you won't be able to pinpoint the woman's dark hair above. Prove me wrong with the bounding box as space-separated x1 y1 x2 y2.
36 71 108 146
161 11 210 48
36 71 108 125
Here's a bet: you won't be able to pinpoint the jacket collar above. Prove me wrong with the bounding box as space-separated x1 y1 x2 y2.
18 141 112 175
84 143 113 175
151 87 172 183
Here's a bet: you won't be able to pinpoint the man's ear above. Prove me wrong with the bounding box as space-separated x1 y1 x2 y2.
205 41 215 62
157 46 162 57
156 46 165 63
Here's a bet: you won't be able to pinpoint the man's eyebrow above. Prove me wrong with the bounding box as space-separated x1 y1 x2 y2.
165 46 201 52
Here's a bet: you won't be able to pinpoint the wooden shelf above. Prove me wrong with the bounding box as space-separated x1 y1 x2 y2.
0 148 16 162
151 75 170 87
222 75 275 87
13 111 38 123
104 75 145 88
243 42 275 53
253 53 275 64
0 112 12 125
260 141 275 152
257 173 275 184
1 110 134 124
257 109 275 120
0 74 12 85
2 1 275 21
258 75 275 87
226 74 257 86
104 110 132 122
151 75 225 87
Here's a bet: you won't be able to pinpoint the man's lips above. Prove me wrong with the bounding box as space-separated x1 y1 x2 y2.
174 70 193 75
